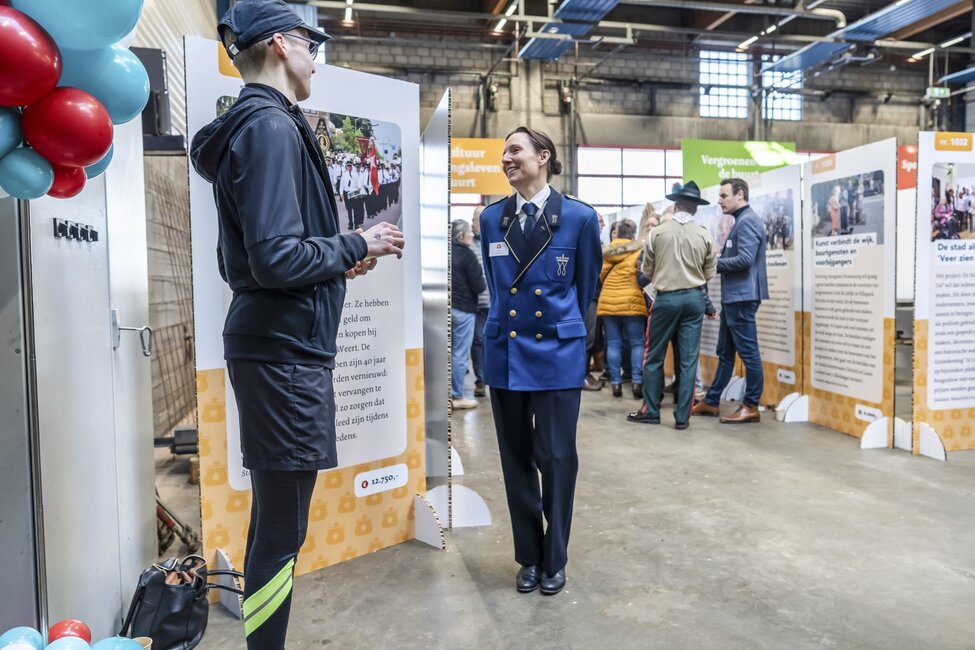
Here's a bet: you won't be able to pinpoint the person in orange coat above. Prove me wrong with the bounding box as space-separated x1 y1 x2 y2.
597 219 650 398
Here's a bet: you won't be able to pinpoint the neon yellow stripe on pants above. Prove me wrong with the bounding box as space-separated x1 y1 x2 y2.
243 558 295 635
244 575 294 637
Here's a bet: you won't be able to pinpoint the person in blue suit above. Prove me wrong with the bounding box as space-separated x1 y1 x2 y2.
692 177 769 423
479 126 601 595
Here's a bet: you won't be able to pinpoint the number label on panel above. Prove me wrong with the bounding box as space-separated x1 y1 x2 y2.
934 132 973 152
354 463 409 497
855 404 882 423
777 369 796 385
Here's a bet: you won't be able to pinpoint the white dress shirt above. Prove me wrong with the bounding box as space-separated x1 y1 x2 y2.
515 184 551 229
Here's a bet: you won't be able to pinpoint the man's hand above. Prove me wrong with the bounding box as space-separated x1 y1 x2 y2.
706 311 718 320
345 257 378 280
359 221 405 259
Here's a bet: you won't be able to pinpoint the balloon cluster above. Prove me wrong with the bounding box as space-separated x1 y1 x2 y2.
0 621 144 649
0 0 149 200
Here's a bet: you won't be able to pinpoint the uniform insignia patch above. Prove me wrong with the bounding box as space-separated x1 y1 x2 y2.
556 253 569 276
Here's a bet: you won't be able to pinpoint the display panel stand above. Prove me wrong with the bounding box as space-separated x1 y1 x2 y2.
413 494 446 549
918 424 947 461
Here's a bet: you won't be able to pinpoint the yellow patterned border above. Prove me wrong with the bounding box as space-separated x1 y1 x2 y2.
197 349 426 583
913 320 975 452
758 310 803 408
805 318 894 439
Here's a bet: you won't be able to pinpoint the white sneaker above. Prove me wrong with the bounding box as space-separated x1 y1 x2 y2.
452 397 478 410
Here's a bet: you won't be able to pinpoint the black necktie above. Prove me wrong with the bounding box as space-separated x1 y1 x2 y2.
522 202 538 235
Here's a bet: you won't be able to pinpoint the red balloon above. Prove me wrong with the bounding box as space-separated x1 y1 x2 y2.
48 165 86 198
0 7 61 107
48 619 92 643
22 88 113 168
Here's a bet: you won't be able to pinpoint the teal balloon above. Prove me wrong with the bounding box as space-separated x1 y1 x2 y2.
0 626 42 649
85 144 114 179
59 45 149 125
90 638 141 650
0 108 22 160
0 148 54 200
44 638 90 650
11 0 144 51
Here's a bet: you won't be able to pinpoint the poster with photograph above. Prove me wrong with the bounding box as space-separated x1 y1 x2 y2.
750 165 802 405
186 37 425 578
802 139 896 440
913 132 975 453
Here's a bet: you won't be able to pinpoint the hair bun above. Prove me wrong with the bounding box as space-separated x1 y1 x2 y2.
549 159 563 176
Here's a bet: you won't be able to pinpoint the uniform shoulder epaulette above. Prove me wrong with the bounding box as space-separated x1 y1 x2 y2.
483 195 507 210
564 193 594 209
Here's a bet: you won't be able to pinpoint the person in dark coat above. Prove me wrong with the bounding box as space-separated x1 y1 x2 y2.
190 2 404 647
451 218 486 409
692 177 768 424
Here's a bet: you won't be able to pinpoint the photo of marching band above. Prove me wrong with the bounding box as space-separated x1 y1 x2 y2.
216 96 403 235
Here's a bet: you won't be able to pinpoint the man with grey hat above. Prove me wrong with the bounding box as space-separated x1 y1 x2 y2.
628 181 717 428
189 1 405 647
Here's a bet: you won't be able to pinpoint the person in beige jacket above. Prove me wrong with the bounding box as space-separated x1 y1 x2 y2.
628 181 717 428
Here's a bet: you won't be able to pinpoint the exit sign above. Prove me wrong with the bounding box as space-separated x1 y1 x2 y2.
926 86 950 98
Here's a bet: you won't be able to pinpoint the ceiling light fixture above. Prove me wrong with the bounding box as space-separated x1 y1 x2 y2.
493 0 517 32
343 0 353 25
939 33 970 48
738 35 759 49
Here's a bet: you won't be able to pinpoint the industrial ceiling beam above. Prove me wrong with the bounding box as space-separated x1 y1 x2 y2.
307 1 975 54
888 0 972 40
617 0 843 23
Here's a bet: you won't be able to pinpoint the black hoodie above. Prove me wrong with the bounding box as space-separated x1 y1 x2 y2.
190 84 367 367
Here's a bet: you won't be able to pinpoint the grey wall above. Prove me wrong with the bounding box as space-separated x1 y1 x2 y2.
327 34 928 188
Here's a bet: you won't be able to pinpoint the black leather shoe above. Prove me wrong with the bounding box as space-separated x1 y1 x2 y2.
516 565 542 593
474 381 486 397
612 383 622 398
675 421 689 430
631 383 643 399
540 569 566 595
627 410 660 424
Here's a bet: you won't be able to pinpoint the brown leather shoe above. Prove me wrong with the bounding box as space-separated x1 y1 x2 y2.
691 401 720 417
720 404 761 424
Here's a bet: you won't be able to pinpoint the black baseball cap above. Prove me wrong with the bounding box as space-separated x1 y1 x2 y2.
219 0 331 59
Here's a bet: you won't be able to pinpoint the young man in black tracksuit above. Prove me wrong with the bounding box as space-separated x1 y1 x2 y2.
190 2 404 647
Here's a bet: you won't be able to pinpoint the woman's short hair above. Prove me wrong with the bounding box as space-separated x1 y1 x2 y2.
451 219 471 243
505 126 562 179
616 219 637 240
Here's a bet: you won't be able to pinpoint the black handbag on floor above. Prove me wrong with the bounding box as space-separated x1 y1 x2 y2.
120 555 243 650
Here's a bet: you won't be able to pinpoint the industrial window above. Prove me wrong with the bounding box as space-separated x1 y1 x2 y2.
762 55 803 122
576 146 683 214
699 50 750 119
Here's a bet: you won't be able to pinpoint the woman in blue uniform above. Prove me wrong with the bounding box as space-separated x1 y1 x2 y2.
478 127 601 595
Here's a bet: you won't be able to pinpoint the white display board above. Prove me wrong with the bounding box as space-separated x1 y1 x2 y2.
751 165 803 403
802 139 896 438
912 132 975 454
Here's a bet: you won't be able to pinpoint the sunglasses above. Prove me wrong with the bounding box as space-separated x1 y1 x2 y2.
267 32 322 58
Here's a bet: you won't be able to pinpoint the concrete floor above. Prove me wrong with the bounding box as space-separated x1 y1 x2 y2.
194 386 975 649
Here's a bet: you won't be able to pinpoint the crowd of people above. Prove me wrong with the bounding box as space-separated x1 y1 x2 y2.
932 184 975 240
451 179 769 428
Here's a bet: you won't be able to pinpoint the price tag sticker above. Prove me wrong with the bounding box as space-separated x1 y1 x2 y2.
354 463 409 497
934 132 973 152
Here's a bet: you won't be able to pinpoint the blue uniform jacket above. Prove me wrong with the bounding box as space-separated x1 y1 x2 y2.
480 188 602 391
716 204 769 304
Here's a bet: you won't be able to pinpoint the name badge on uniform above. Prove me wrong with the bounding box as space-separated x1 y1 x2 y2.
725 240 733 248
489 242 510 257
